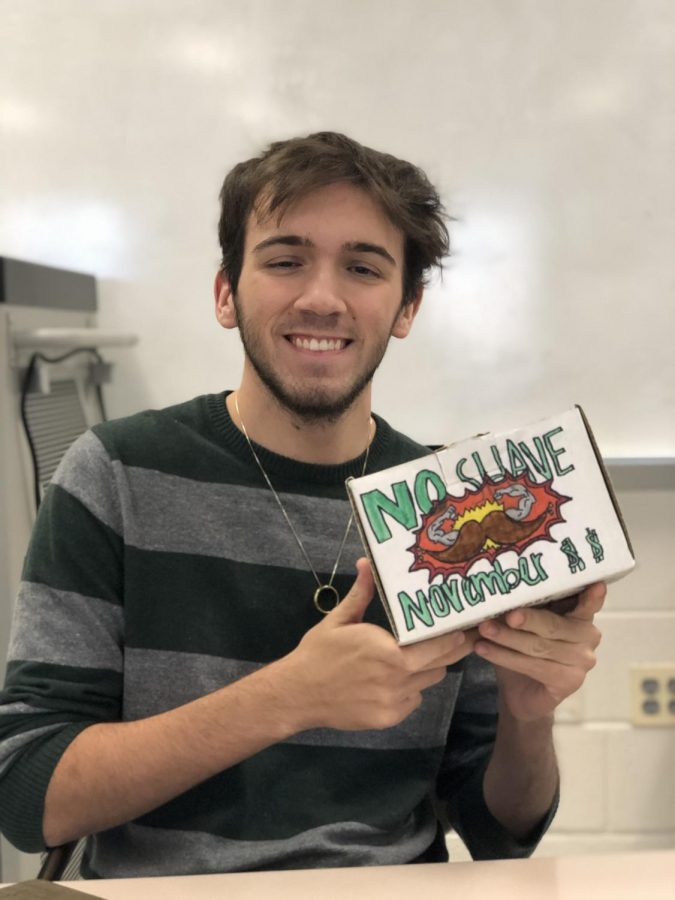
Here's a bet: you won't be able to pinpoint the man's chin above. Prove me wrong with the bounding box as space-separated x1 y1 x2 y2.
276 394 354 424
266 382 367 424
246 346 379 424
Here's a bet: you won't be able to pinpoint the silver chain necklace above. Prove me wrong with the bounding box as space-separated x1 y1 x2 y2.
233 393 372 615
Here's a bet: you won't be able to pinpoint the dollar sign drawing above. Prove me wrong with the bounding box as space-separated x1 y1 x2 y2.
585 527 604 563
560 537 586 574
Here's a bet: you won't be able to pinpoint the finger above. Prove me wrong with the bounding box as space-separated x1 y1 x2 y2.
459 627 479 651
545 596 579 616
402 628 474 672
476 618 598 668
475 641 586 695
566 582 607 622
328 557 374 626
408 666 449 694
499 606 602 647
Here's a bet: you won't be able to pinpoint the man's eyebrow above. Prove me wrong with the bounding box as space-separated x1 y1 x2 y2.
252 235 312 253
343 241 397 267
251 235 397 267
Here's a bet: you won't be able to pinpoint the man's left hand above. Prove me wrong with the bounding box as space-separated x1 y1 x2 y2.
474 582 606 722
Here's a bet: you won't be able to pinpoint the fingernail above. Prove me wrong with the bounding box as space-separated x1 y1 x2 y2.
509 611 525 627
481 622 498 638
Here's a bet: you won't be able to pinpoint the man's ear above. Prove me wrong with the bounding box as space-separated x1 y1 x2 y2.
391 285 423 339
214 271 238 330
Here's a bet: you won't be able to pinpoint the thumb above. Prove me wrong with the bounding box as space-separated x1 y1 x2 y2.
326 557 375 626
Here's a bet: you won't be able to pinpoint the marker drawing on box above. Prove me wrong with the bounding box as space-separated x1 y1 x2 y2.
560 537 586 574
586 527 604 562
348 406 636 644
409 473 569 581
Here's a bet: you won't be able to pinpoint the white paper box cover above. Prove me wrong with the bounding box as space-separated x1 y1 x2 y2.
346 406 635 645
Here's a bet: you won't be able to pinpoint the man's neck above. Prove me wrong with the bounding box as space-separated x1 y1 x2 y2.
226 382 374 466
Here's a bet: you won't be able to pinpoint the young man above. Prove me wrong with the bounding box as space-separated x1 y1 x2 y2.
0 132 604 877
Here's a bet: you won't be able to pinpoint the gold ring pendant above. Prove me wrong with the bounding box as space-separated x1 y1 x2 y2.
313 584 340 615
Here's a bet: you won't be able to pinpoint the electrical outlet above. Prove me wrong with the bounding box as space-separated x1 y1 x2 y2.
630 664 675 726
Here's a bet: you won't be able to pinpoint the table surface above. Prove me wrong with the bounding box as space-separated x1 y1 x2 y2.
3 849 671 899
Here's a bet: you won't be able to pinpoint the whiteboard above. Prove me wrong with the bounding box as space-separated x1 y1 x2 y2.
0 0 673 457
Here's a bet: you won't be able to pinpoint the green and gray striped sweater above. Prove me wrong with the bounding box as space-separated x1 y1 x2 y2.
0 393 554 877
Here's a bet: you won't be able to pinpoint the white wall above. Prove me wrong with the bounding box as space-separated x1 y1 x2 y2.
2 0 674 455
1 0 673 866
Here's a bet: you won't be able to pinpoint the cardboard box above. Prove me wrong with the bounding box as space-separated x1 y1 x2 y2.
346 406 635 645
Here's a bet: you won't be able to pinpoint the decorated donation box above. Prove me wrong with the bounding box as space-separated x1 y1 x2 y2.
346 406 635 645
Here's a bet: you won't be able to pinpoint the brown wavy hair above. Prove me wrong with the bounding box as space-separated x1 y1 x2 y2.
218 132 449 305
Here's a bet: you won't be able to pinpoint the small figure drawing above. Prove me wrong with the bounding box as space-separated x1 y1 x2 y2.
585 527 604 563
427 504 459 546
560 537 586 574
494 483 536 520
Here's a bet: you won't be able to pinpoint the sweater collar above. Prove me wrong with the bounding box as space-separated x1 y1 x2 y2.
206 391 393 485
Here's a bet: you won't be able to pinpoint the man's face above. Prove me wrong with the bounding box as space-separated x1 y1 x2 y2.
217 181 420 422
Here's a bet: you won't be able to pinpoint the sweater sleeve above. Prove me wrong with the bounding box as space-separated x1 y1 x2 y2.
436 655 558 860
0 431 124 852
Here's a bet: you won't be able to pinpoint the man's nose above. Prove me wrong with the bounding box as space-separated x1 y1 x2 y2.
293 266 348 316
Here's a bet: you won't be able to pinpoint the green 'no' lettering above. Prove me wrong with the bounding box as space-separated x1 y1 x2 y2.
360 481 417 543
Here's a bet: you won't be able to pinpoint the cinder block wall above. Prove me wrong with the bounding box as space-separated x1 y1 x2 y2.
449 471 675 860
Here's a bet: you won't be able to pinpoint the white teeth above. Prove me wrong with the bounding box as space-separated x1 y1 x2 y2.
291 337 345 352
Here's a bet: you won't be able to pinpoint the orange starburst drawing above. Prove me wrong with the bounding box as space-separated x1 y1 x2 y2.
408 473 570 580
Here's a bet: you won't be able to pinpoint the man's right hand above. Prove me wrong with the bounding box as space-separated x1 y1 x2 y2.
42 558 474 846
280 557 476 732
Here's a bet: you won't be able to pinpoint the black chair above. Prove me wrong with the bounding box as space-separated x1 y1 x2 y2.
37 840 83 881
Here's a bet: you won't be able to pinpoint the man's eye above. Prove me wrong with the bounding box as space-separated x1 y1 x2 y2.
350 265 380 278
266 260 300 270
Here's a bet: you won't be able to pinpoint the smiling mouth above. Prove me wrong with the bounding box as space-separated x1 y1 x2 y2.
286 335 351 352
